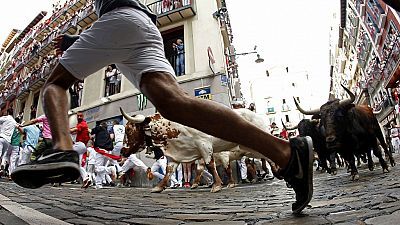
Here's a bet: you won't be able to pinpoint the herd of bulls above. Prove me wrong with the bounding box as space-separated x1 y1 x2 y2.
286 84 395 180
119 84 395 193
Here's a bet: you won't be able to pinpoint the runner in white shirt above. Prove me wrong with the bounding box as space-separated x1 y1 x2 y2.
390 123 400 153
0 110 17 174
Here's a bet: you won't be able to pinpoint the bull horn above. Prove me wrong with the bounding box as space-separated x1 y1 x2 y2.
293 97 320 115
120 107 146 123
339 84 355 106
281 119 298 130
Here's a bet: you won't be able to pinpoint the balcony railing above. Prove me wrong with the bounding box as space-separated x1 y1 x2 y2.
147 0 196 27
28 58 59 92
77 5 97 28
3 69 14 82
17 80 30 99
67 0 87 15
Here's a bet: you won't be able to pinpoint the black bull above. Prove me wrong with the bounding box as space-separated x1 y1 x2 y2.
294 85 395 180
282 119 340 174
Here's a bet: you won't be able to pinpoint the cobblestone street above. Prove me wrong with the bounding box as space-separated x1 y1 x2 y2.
0 154 399 225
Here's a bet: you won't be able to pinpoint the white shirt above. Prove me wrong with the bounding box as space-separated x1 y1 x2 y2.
113 124 125 143
87 147 106 166
0 115 16 143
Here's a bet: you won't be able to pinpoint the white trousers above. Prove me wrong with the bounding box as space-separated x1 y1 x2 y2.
391 137 400 153
151 156 167 180
18 145 35 165
8 146 20 174
73 142 88 180
170 163 182 186
95 165 115 186
121 154 148 173
0 138 12 168
239 157 247 179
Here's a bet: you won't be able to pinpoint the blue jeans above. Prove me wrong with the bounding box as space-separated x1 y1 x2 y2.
176 54 185 76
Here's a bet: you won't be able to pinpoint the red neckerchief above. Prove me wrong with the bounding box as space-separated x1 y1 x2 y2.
94 147 121 160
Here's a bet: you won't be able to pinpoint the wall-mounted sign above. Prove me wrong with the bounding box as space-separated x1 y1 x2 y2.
220 73 228 86
194 86 212 100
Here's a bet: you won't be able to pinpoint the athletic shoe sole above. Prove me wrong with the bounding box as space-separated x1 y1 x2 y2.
292 136 314 214
11 162 80 189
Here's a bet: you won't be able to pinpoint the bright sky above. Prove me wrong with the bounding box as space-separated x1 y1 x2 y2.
226 0 340 108
0 0 57 45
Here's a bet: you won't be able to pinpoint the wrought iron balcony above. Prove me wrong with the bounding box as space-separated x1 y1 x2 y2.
147 0 196 27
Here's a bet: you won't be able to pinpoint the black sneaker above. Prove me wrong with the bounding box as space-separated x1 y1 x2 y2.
279 136 314 214
11 149 80 189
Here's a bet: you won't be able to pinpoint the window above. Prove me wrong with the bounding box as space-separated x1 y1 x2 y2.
104 64 122 97
30 92 40 120
70 80 84 109
162 26 185 76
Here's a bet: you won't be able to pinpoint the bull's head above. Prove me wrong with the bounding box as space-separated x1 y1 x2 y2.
294 84 355 151
120 107 147 156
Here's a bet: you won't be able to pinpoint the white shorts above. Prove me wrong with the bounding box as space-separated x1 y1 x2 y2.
60 7 175 89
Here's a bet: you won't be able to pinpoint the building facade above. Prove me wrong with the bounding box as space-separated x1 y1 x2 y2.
331 0 400 131
0 0 240 126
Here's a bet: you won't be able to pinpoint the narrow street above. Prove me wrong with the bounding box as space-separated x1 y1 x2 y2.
0 154 399 225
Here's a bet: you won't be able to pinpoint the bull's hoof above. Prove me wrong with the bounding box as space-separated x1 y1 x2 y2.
191 183 199 189
368 165 374 171
210 185 222 193
227 183 237 188
351 174 359 181
331 169 337 175
391 160 396 167
151 186 165 193
383 167 391 173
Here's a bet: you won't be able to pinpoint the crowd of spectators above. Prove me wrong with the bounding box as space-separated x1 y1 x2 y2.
0 0 94 107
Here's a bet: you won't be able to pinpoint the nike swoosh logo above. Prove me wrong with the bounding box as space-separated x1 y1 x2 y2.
294 150 304 179
37 152 65 161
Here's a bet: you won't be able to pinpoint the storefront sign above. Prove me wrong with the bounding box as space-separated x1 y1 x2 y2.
194 86 212 100
84 106 101 123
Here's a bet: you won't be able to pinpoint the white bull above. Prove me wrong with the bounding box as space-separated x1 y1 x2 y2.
120 107 271 193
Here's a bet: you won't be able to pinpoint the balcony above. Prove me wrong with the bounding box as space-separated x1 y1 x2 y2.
38 34 56 57
17 82 30 100
147 0 196 27
61 16 79 35
25 52 40 68
0 97 5 108
3 69 14 82
14 60 25 73
34 26 50 42
5 89 16 102
66 0 87 15
77 6 98 28
29 59 58 92
47 11 67 32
